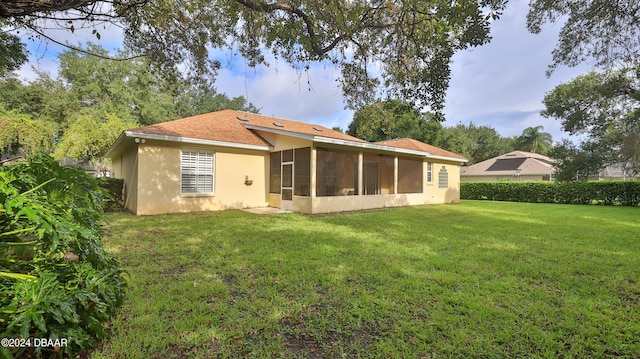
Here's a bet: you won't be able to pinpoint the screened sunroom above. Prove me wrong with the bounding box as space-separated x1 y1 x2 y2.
267 143 460 214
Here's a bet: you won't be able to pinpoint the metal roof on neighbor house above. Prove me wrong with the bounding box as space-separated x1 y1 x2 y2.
461 151 556 176
486 158 527 171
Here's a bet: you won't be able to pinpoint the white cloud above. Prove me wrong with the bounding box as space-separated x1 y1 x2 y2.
214 55 353 129
444 0 590 142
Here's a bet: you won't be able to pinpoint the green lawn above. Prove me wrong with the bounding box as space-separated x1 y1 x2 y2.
93 201 640 358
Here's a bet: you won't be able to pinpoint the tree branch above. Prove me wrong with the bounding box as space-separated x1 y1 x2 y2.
23 22 146 61
233 0 395 57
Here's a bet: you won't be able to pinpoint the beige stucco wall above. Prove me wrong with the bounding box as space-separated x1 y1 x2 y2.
110 145 139 213
128 140 269 215
257 132 312 152
310 193 426 214
110 133 463 215
424 161 461 204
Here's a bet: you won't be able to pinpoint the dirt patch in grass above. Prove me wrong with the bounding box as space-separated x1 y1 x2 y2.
158 340 222 359
279 299 380 358
281 332 324 359
159 265 187 278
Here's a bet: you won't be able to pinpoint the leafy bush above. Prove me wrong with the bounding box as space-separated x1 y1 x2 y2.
0 154 126 358
99 178 124 212
461 181 640 206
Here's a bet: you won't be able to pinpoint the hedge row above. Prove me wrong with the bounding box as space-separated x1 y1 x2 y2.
461 181 640 206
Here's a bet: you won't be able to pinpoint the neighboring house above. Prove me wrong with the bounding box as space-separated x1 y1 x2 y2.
105 110 467 215
59 158 111 178
461 151 555 182
591 164 640 181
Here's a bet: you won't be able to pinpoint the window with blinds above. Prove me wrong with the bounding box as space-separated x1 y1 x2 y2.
181 150 214 194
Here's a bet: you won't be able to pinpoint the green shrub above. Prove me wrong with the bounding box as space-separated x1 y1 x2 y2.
461 181 640 206
99 178 124 212
0 154 126 358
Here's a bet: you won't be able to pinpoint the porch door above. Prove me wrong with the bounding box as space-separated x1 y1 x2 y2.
364 161 379 195
281 162 293 210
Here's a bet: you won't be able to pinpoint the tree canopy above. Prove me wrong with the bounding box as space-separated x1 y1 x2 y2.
0 103 54 156
437 122 515 164
0 31 27 76
550 140 611 181
346 100 441 143
0 44 258 164
527 0 640 75
514 126 552 155
346 101 517 164
1 0 507 117
542 68 640 170
529 0 640 177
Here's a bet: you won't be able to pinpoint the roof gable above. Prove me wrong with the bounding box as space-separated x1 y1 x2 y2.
374 138 468 161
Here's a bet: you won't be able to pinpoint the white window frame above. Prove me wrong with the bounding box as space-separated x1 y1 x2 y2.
180 149 215 195
427 162 433 183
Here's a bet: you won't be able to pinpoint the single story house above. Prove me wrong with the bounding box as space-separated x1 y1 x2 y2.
106 110 467 215
460 151 556 182
590 164 640 181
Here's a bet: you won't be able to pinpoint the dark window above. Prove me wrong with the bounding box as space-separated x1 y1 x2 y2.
316 147 358 196
282 163 292 188
398 157 423 194
364 161 379 195
363 153 394 195
269 152 281 194
283 149 293 162
294 148 311 196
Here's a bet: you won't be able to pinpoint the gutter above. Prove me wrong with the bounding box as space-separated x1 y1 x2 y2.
313 137 468 163
107 131 273 156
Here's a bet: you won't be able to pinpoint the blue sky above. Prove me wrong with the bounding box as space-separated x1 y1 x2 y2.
16 0 590 143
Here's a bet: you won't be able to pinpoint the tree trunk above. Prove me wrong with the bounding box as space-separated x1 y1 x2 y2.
0 0 96 18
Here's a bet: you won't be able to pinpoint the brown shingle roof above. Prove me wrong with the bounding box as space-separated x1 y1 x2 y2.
374 138 468 161
120 111 466 161
128 109 364 147
237 111 367 143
